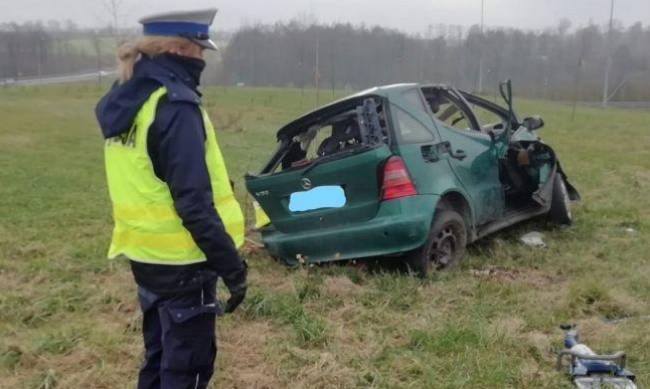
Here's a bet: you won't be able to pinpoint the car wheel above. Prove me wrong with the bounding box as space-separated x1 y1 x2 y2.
406 209 467 277
549 174 573 225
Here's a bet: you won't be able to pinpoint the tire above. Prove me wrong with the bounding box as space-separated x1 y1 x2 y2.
405 209 468 277
549 174 573 225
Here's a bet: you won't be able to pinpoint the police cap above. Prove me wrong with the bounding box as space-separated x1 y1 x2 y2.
139 8 219 51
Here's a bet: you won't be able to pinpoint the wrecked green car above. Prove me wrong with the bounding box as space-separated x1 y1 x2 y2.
246 82 579 275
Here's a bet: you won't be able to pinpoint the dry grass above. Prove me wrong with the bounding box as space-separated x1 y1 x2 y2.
1 84 649 388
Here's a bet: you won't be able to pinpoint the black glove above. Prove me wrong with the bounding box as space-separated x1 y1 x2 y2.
223 260 248 314
224 286 247 314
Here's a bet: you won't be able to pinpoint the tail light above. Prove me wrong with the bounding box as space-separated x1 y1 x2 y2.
381 156 417 200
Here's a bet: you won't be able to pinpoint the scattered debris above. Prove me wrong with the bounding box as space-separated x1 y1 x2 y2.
557 324 637 388
603 314 650 325
244 237 264 248
470 266 520 282
520 231 547 248
240 236 265 256
469 265 560 287
296 254 307 265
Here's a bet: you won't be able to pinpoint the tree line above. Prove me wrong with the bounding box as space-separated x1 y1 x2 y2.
2 19 650 102
0 21 119 80
220 20 650 102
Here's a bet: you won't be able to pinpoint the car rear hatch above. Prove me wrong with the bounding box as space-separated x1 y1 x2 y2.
246 96 394 234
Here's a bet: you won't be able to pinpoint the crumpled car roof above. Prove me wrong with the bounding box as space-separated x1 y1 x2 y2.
275 83 419 141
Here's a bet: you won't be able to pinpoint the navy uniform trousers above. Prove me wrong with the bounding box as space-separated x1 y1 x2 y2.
137 281 221 389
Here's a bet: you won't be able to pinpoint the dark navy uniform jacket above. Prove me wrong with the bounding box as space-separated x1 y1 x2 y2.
96 53 245 295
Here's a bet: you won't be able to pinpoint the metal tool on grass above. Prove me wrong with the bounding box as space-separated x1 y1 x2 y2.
557 324 636 388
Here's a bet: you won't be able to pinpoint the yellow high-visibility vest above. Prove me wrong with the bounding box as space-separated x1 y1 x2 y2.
104 87 245 265
253 200 271 229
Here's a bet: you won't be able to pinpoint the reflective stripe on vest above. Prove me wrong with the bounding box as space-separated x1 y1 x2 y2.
104 87 245 265
253 200 271 229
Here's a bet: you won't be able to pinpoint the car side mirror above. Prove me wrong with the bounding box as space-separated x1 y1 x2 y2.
522 115 544 131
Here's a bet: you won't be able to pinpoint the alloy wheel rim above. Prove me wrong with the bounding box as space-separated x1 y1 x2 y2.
431 226 457 268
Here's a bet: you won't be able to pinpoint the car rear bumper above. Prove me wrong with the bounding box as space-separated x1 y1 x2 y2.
260 195 439 265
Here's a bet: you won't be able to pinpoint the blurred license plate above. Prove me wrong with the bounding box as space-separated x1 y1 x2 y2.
289 186 346 212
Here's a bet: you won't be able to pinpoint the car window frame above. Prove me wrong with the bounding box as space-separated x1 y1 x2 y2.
389 101 438 144
421 87 482 134
460 91 520 130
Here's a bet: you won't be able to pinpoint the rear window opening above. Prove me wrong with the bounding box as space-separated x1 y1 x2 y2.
262 97 390 175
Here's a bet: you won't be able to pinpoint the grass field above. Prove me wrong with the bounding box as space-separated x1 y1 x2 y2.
1 82 649 388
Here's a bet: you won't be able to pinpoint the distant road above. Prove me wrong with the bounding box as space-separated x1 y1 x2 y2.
538 100 650 110
583 101 650 110
3 75 650 110
1 70 116 86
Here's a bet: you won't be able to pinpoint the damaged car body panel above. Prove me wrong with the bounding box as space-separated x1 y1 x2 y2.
245 82 579 273
249 94 393 233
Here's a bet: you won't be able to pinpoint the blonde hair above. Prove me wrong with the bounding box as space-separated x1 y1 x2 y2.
117 36 191 83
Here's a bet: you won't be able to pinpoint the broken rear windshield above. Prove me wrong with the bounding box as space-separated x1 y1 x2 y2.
265 97 389 174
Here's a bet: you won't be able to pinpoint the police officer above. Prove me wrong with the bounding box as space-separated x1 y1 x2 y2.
95 9 247 389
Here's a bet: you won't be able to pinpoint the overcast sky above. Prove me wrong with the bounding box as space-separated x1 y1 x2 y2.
1 0 649 33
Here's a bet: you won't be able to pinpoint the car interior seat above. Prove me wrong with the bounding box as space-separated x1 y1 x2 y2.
317 119 361 157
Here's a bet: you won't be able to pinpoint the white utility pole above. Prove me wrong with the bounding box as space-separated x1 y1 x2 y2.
602 0 615 107
310 0 321 106
477 0 485 94
314 35 321 107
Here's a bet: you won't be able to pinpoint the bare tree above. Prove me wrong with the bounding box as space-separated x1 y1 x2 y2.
91 31 103 84
221 21 650 102
103 0 124 44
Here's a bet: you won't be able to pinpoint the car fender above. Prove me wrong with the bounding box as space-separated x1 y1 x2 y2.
523 141 580 207
556 160 580 201
435 189 476 238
